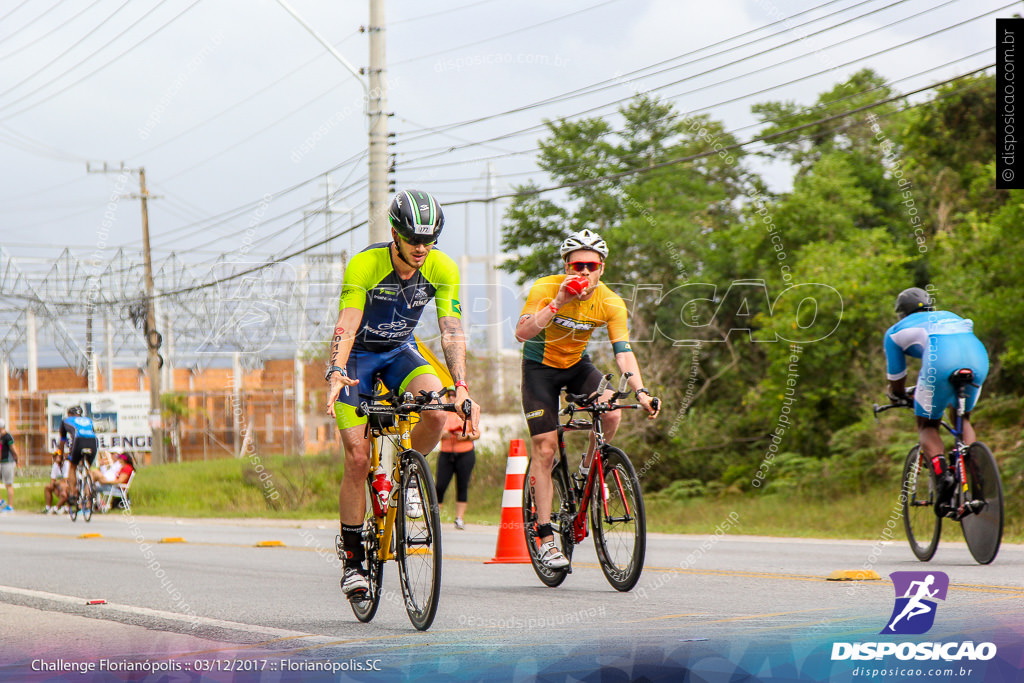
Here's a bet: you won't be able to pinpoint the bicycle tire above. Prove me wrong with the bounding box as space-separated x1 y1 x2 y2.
396 450 441 631
590 446 646 592
960 442 1003 565
902 445 941 562
522 459 573 588
69 471 82 522
350 514 385 623
82 478 94 523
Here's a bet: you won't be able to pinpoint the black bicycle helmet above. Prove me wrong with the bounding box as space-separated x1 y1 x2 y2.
389 189 444 245
67 405 83 416
894 287 934 318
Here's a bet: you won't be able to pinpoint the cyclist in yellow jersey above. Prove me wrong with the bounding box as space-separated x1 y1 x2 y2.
515 229 659 570
326 189 480 599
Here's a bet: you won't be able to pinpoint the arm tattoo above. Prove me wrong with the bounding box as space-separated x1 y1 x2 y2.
439 317 467 384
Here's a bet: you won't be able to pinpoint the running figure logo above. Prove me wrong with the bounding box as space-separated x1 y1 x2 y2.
881 571 949 635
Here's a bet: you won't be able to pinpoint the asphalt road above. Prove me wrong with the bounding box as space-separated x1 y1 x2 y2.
0 511 1021 681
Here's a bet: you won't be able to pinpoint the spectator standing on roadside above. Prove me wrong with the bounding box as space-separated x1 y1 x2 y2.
0 419 19 513
435 387 480 530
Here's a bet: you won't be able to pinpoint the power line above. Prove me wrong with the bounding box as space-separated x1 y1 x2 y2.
394 3 1003 167
395 0 875 144
0 0 105 62
390 0 503 26
132 30 362 159
0 0 69 48
0 0 140 102
390 0 626 67
0 0 205 122
440 65 994 207
0 0 34 24
394 46 993 176
158 70 361 183
89 64 992 303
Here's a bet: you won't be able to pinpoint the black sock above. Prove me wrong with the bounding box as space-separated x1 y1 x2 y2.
341 523 365 567
536 523 553 539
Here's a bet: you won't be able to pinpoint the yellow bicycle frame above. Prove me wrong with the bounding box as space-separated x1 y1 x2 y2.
366 411 417 563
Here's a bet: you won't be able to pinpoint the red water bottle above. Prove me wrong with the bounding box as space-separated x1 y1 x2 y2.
371 467 392 517
565 276 588 296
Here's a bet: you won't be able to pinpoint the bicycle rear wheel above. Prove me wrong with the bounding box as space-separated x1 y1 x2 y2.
396 450 441 631
349 514 385 623
960 442 1003 565
68 473 81 522
902 445 941 561
590 446 645 592
522 459 573 588
82 478 94 523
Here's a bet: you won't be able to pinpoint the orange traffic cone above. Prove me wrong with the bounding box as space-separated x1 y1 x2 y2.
485 439 531 564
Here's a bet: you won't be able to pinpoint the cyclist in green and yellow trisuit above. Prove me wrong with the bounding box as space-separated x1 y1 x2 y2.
325 189 479 599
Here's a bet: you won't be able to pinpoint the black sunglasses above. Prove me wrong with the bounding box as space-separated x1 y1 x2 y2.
398 233 437 247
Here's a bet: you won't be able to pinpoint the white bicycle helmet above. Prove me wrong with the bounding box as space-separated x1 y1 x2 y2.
559 229 608 261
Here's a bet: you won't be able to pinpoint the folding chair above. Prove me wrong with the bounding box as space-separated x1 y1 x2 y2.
99 470 134 513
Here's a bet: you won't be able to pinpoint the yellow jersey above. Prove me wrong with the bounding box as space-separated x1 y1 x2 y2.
520 275 632 369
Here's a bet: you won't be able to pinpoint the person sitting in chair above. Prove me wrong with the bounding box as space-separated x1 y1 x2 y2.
94 452 135 511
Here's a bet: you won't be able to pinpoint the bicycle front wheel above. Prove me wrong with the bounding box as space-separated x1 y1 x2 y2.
902 445 941 561
522 459 573 588
396 450 441 631
590 446 645 592
960 442 1003 565
350 515 385 623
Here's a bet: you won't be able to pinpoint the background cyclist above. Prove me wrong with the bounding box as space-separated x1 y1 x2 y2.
884 287 989 509
326 189 479 600
515 228 659 570
60 405 98 505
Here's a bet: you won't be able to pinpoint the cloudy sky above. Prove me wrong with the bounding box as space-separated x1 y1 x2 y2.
0 0 1005 363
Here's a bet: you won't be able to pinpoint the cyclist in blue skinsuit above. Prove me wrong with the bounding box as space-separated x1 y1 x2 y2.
60 406 98 503
325 189 479 600
884 288 989 506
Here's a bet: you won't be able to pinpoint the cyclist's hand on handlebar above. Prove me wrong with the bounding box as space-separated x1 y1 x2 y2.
453 385 480 432
886 391 912 408
637 392 661 419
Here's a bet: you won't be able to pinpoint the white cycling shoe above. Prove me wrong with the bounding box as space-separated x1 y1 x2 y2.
538 541 570 569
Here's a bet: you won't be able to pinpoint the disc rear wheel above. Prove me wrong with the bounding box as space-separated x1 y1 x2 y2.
960 442 1003 565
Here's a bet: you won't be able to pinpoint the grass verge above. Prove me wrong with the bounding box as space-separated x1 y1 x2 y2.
10 448 1020 545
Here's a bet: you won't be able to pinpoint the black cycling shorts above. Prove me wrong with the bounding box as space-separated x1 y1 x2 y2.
521 356 603 436
68 437 98 468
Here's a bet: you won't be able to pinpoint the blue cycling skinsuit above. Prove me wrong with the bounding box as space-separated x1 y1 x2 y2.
333 242 462 430
883 310 989 419
60 416 99 467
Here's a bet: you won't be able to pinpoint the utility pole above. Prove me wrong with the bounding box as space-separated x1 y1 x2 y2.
87 161 164 462
137 168 166 465
367 0 389 242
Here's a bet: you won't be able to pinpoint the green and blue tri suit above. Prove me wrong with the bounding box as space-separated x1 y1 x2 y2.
334 242 462 430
